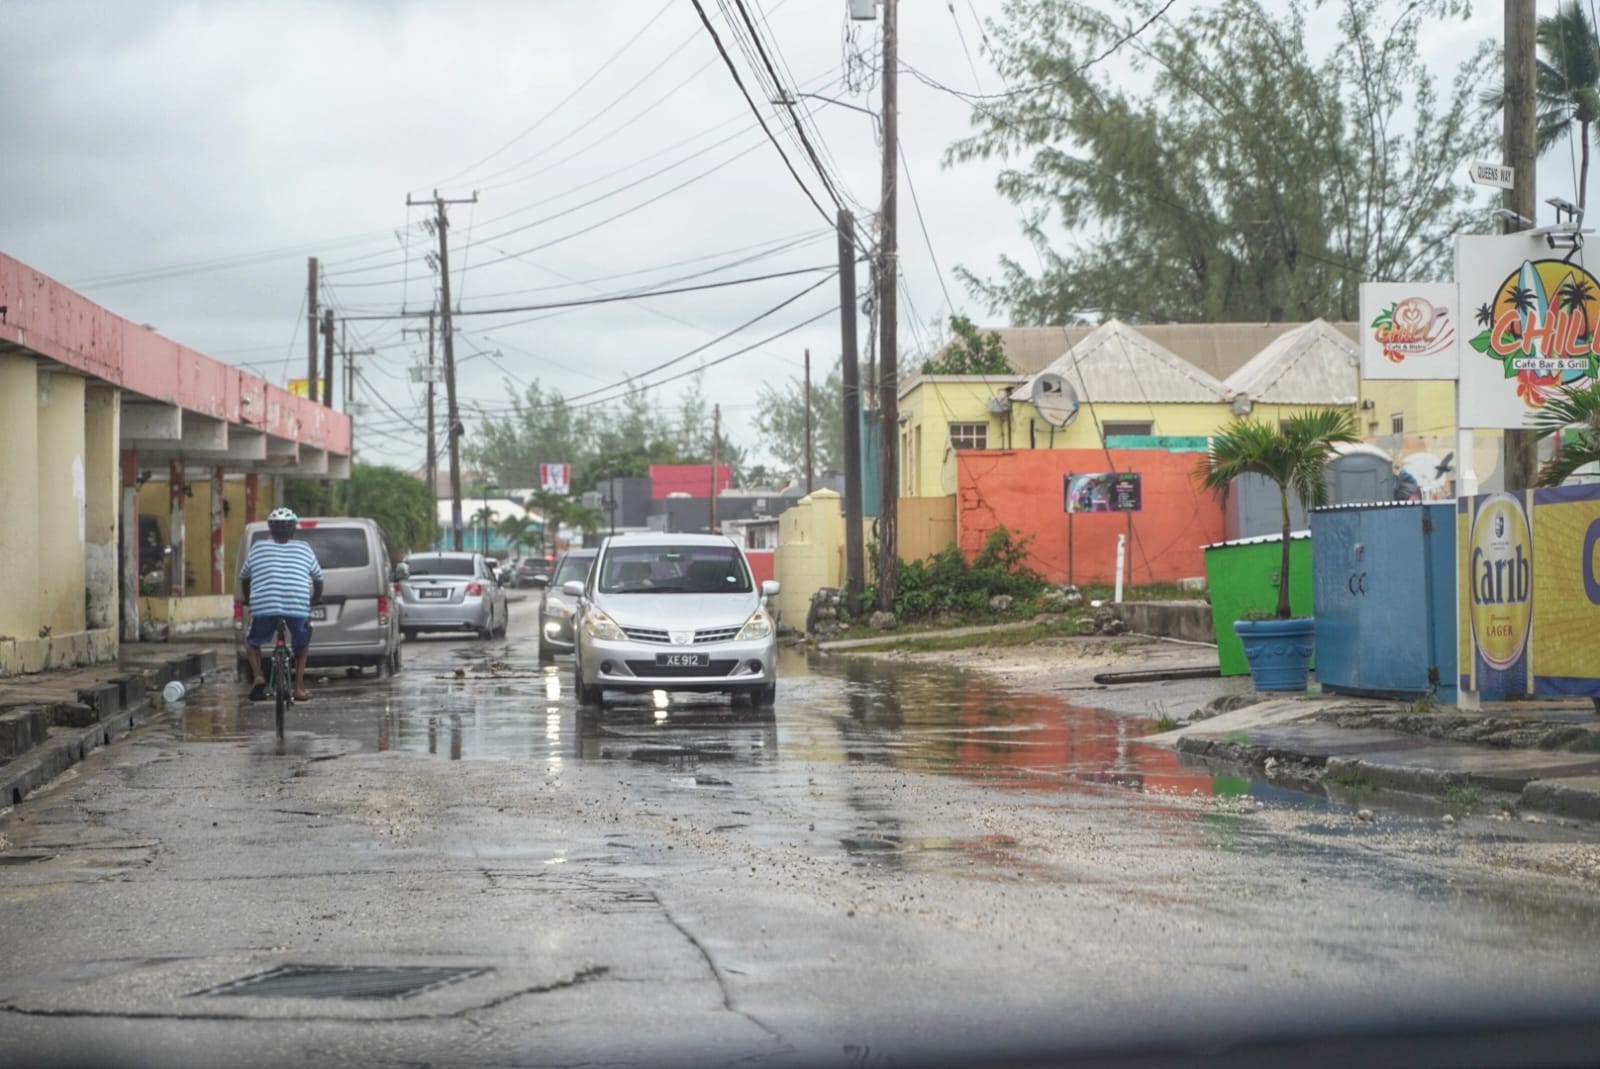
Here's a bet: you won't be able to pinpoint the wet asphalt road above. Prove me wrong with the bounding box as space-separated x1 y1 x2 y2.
3 599 1600 1068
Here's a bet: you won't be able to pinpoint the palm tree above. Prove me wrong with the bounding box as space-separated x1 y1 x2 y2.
1483 2 1600 212
1560 277 1596 344
1197 409 1358 619
564 502 605 544
1476 302 1495 329
1531 381 1600 485
471 505 496 554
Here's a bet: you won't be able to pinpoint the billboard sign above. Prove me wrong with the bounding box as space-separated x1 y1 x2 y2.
1456 233 1600 429
1359 282 1458 380
1064 472 1141 513
1459 483 1600 698
540 463 571 494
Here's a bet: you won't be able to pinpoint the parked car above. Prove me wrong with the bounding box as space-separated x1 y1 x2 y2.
234 517 404 677
399 551 508 640
537 549 596 662
567 533 779 707
512 556 553 589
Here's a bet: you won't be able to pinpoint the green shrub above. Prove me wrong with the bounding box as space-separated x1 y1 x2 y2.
894 527 1046 622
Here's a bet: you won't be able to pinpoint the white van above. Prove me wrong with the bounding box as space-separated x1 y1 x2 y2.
234 517 404 677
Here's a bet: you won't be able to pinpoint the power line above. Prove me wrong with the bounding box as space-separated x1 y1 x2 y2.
689 0 837 226
336 261 843 322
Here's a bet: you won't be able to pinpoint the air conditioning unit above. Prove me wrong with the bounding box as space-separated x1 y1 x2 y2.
849 0 877 19
986 396 1009 414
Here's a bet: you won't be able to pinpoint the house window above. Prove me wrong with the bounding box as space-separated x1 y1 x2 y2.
949 422 988 450
1391 413 1404 435
1101 420 1153 441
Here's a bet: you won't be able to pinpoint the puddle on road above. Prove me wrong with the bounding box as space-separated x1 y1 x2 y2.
171 641 1337 819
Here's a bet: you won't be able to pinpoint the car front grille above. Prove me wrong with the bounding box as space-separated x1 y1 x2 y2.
623 659 739 678
620 626 742 645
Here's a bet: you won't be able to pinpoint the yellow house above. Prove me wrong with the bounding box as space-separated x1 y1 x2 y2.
899 319 1502 503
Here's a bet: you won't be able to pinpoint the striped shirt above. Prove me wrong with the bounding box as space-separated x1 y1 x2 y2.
239 539 323 618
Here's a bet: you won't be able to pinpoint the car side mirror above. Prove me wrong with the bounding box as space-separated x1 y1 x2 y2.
761 579 781 597
562 580 584 598
531 573 550 588
393 563 410 582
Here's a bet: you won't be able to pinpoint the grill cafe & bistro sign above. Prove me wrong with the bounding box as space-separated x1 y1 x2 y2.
1365 234 1600 698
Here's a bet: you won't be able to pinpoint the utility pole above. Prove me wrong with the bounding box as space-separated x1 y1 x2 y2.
306 257 320 403
408 189 478 550
838 208 866 617
710 403 721 533
803 348 814 494
404 311 438 499
321 308 335 409
876 0 900 613
1504 0 1539 491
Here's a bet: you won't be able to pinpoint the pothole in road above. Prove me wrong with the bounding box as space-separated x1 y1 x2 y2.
0 853 55 865
193 964 491 1001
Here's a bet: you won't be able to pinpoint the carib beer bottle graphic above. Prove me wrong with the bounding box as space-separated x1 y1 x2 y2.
1466 492 1534 696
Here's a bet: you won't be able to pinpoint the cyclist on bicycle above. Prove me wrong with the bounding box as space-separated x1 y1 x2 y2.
240 507 324 703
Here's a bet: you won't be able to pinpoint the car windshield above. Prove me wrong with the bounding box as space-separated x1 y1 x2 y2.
406 555 474 577
597 545 751 594
250 526 369 569
554 554 593 585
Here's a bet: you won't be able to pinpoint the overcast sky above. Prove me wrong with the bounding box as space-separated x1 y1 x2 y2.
0 1 1551 475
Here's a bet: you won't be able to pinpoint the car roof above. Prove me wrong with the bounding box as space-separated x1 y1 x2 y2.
600 533 736 548
405 551 477 559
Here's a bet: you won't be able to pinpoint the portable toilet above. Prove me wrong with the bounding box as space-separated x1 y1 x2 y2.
1310 501 1456 701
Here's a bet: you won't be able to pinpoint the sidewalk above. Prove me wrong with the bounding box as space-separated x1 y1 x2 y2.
0 633 228 807
1149 692 1600 822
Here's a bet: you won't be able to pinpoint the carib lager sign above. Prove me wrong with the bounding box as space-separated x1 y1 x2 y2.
1459 483 1600 697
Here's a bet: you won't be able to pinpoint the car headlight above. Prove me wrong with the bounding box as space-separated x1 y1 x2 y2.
736 610 774 641
582 609 625 641
544 594 573 618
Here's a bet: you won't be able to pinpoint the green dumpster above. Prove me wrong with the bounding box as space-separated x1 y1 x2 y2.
1203 533 1315 676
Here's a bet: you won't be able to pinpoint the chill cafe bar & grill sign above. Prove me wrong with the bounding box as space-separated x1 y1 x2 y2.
1459 484 1600 697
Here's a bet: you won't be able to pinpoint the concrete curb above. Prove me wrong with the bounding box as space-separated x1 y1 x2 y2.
0 649 219 807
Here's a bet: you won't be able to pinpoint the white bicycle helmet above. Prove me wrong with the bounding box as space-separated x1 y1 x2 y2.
266 507 298 528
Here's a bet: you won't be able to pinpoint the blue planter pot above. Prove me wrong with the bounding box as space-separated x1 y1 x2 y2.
1233 617 1316 692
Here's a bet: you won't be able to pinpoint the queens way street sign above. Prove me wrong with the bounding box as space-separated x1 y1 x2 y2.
1469 161 1515 190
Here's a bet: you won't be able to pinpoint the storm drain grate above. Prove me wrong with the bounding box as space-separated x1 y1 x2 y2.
194 964 489 1001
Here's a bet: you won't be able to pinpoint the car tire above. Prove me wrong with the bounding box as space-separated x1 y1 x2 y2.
538 641 555 664
388 644 402 676
403 628 418 641
375 654 390 679
574 661 602 708
752 682 777 708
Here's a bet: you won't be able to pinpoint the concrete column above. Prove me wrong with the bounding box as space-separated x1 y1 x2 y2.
169 460 186 597
36 371 87 637
84 385 120 632
0 355 40 639
121 449 141 641
244 473 259 522
210 466 225 595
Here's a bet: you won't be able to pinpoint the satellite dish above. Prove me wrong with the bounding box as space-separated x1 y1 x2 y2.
1032 372 1080 428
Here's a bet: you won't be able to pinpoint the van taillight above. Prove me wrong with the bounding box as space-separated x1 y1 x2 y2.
298 520 318 528
233 600 244 623
466 582 483 596
378 595 390 621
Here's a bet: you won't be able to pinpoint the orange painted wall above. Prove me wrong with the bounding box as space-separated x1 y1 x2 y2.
955 449 1223 585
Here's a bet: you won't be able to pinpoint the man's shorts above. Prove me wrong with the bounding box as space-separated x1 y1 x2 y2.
246 615 312 653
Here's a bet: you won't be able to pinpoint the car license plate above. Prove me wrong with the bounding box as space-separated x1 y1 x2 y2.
309 606 327 621
419 588 448 599
656 652 708 668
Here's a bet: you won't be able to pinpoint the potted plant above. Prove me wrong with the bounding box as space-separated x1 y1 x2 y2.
1198 409 1357 691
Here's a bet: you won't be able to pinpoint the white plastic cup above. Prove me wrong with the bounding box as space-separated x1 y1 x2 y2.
161 680 186 704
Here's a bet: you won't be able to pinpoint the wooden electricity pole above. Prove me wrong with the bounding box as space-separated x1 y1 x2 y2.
321 308 335 409
306 257 320 403
838 208 866 617
710 403 721 532
408 189 478 550
803 348 814 494
1504 0 1539 491
876 0 900 612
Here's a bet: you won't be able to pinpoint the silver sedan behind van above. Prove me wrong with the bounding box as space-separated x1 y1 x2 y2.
398 551 507 640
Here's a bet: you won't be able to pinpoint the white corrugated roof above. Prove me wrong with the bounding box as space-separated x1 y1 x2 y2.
1009 319 1231 404
1223 319 1360 404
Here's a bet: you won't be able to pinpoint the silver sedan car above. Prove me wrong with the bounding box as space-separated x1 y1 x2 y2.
568 534 779 708
398 551 508 640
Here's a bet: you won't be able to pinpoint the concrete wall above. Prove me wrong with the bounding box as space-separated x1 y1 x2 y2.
136 475 276 596
774 490 844 630
140 595 235 636
956 447 1224 586
0 359 122 675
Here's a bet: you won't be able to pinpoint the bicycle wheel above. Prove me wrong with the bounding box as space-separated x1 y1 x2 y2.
273 648 290 740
